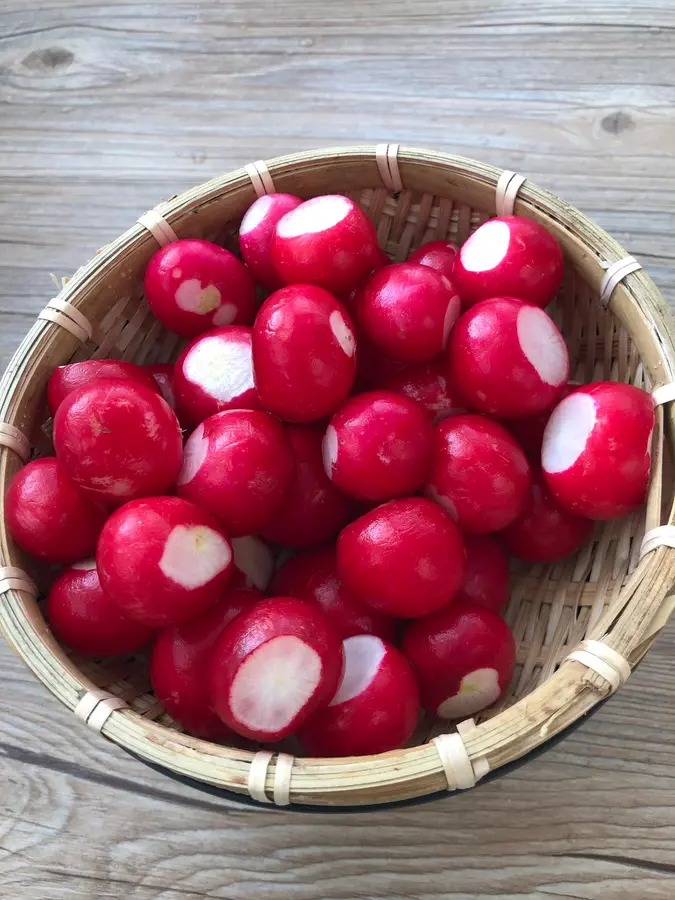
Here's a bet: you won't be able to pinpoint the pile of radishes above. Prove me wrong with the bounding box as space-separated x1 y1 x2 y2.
6 192 655 758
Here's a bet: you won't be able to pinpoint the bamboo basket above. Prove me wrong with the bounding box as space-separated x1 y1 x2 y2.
2 144 675 809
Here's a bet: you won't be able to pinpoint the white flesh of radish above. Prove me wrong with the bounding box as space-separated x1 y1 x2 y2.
542 392 596 474
240 195 273 235
232 536 274 591
437 667 500 719
277 195 351 238
178 423 208 485
516 305 568 386
460 220 510 272
330 635 385 707
159 525 231 589
183 335 254 402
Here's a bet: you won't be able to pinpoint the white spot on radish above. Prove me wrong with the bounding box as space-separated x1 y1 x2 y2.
178 423 208 485
437 667 501 719
175 279 204 312
517 305 568 386
159 525 231 589
88 476 135 497
425 483 458 520
460 219 511 272
212 303 238 326
172 267 182 279
330 635 385 707
542 392 596 474
229 635 322 732
240 195 273 235
277 195 351 238
329 310 356 357
322 425 338 478
72 559 97 571
183 336 254 402
232 536 274 591
442 294 461 348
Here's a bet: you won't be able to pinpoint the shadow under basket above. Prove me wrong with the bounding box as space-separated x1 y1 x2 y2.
2 145 675 809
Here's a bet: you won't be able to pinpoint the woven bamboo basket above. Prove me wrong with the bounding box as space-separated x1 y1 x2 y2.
2 144 675 809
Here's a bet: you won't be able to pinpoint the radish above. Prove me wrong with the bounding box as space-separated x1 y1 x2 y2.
146 363 176 410
151 585 261 739
46 559 155 657
356 263 461 363
231 535 275 592
402 600 516 719
173 326 259 427
53 379 183 505
336 497 466 618
239 193 303 289
449 297 569 418
426 414 531 534
354 333 409 392
209 596 344 742
453 215 564 309
97 496 233 627
506 382 576 460
252 284 357 422
6 458 107 564
144 239 256 338
299 634 420 756
47 359 160 416
177 409 294 536
380 356 464 424
271 546 397 642
408 240 457 281
261 424 354 547
541 382 654 519
271 194 381 296
455 535 510 615
322 391 433 502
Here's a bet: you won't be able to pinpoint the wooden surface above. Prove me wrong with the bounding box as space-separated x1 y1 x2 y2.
2 1 675 897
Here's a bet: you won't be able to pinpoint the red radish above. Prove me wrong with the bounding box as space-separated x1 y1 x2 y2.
252 285 357 422
271 546 397 642
356 263 461 363
336 497 466 619
322 391 433 502
261 425 354 547
408 240 458 281
151 585 261 739
177 409 294 536
380 356 464 424
47 359 160 416
426 414 531 534
53 379 183 505
173 326 259 427
541 382 654 519
146 363 176 410
46 560 155 656
97 496 233 627
402 600 516 719
449 298 569 418
6 458 107 564
144 239 256 338
231 535 274 592
299 635 420 756
453 215 564 309
209 596 344 742
506 382 577 460
239 193 303 289
272 194 381 296
455 535 510 615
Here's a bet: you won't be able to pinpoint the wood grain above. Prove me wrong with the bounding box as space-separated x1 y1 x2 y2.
2 1 675 896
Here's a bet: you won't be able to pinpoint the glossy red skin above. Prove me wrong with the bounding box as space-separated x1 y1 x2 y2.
238 193 303 289
6 458 108 564
150 586 261 739
402 600 516 717
252 284 357 422
146 363 176 410
47 562 155 656
47 360 160 416
270 546 397 642
542 382 654 519
299 637 420 756
448 297 570 418
323 391 434 502
455 535 510 615
177 409 294 536
356 263 461 364
408 240 457 281
271 195 381 296
97 496 233 627
260 425 354 548
173 326 259 427
336 497 466 619
453 215 564 309
144 239 256 338
380 356 464 424
505 383 576 460
53 379 183 505
209 596 344 741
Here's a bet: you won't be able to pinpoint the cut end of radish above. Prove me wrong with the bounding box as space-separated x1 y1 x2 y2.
516 305 568 386
174 279 222 315
442 294 461 348
277 195 351 238
229 635 322 733
436 667 501 719
159 525 232 589
460 220 511 273
178 423 208 485
183 336 254 402
212 303 238 326
329 310 356 357
72 558 97 571
232 536 274 591
240 195 273 235
330 635 385 707
542 392 596 474
322 425 339 478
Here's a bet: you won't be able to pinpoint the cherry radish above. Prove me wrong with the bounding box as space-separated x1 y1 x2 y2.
403 600 516 719
6 458 107 564
506 382 577 460
144 239 256 338
47 560 154 656
380 356 464 424
299 635 420 756
239 193 303 289
542 382 654 519
453 215 564 309
97 496 233 627
47 359 160 416
426 414 531 534
209 596 344 742
455 535 510 615
449 297 569 418
177 409 294 536
408 240 457 281
336 497 466 619
146 363 177 410
231 535 274 592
